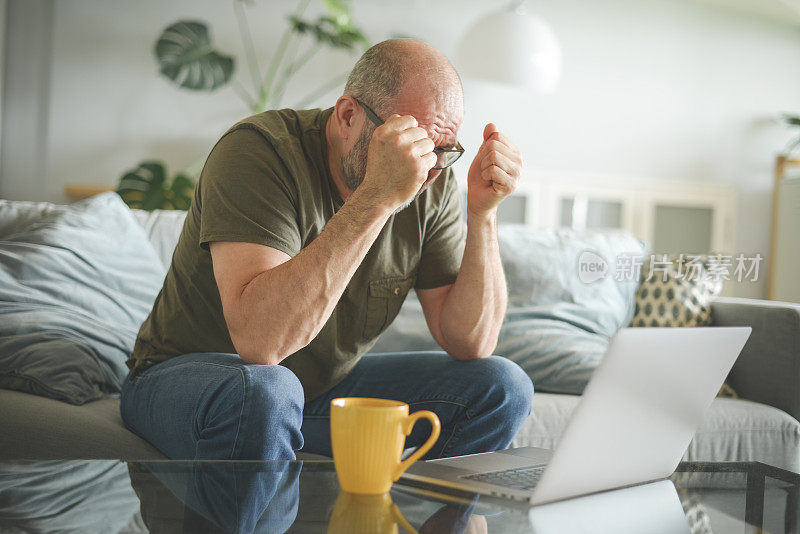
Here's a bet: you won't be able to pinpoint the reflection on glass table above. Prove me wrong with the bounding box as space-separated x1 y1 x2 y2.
671 462 800 534
0 459 798 533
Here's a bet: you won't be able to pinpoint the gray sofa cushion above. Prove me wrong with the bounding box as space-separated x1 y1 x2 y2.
513 393 800 472
0 460 141 532
0 389 166 460
713 297 800 423
497 226 644 336
0 199 60 235
0 388 329 461
0 193 164 404
131 209 187 269
495 226 644 394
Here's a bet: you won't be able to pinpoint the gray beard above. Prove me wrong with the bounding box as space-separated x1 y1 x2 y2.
341 124 371 191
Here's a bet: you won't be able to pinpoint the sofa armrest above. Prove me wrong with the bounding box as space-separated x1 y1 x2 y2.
712 296 800 421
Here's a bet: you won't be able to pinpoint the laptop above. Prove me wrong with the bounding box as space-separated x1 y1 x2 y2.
400 326 752 505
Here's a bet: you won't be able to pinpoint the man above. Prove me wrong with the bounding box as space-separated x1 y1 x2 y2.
121 38 533 461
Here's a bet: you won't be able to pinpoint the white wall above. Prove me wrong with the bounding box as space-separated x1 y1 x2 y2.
0 0 53 200
3 0 800 298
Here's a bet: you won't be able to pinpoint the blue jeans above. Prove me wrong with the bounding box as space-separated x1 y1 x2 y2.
120 351 534 461
132 461 302 532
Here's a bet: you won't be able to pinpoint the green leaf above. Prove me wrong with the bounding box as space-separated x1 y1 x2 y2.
155 20 235 91
290 15 368 51
783 115 800 127
116 161 196 211
169 173 195 210
321 0 351 27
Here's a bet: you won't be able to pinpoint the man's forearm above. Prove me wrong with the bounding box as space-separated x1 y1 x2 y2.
232 188 392 364
439 210 507 360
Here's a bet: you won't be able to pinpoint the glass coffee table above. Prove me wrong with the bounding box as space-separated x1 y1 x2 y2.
0 459 798 533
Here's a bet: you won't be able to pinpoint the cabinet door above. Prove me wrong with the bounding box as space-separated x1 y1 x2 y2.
541 182 636 233
559 196 624 230
651 204 714 254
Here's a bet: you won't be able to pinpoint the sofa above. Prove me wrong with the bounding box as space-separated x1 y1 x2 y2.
1 193 799 472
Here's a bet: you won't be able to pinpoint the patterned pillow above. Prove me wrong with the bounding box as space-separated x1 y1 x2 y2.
631 254 724 327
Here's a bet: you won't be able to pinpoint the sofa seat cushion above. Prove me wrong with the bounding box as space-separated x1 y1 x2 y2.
0 389 166 460
0 389 335 461
512 393 800 472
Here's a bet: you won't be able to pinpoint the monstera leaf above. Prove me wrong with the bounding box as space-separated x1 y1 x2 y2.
117 161 195 211
155 20 235 91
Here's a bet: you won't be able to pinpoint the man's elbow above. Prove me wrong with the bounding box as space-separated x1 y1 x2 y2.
443 339 497 361
233 324 321 365
446 349 490 361
227 318 299 366
438 332 497 361
237 345 283 365
231 332 281 365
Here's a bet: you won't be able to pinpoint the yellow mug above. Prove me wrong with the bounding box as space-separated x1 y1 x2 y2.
330 397 441 494
327 491 418 534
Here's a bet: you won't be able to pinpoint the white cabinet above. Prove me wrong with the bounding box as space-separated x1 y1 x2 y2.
464 170 737 255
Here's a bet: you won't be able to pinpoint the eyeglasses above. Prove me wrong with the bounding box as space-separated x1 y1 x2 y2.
353 97 465 170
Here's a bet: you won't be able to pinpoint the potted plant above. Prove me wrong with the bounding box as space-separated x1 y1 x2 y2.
117 0 368 211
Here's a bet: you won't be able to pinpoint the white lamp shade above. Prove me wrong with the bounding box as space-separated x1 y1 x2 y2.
456 8 562 93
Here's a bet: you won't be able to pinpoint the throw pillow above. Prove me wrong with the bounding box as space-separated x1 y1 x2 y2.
0 193 165 404
494 226 645 395
631 255 724 327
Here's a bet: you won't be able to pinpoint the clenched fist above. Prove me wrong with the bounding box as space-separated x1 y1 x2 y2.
467 123 523 217
360 115 437 211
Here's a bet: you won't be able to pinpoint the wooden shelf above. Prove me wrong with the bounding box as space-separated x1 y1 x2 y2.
64 184 114 199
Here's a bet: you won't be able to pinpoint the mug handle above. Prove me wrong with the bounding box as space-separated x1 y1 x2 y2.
391 502 420 534
392 410 441 481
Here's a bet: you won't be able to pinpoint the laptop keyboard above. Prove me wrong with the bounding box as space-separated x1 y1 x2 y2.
461 465 546 491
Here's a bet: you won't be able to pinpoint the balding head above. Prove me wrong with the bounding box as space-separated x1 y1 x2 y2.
330 39 464 202
344 38 463 118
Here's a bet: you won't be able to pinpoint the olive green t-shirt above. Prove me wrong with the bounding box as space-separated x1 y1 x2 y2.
128 107 466 399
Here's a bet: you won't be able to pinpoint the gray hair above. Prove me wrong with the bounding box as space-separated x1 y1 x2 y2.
344 39 461 116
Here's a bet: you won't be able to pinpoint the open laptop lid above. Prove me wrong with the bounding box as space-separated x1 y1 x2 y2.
531 326 751 505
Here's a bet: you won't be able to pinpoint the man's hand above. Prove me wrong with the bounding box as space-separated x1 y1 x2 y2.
466 123 523 217
360 115 437 211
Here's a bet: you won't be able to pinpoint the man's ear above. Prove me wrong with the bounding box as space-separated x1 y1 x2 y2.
333 95 359 141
